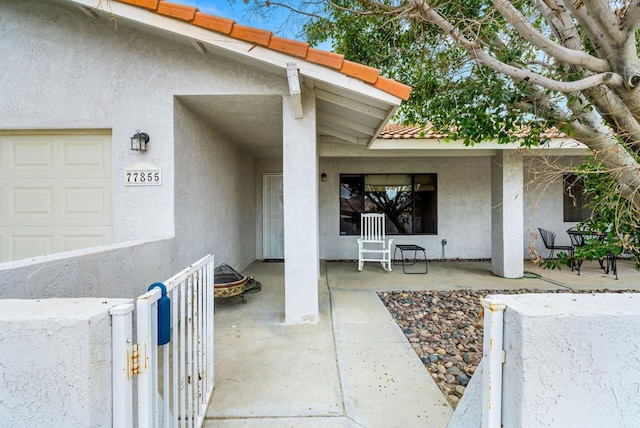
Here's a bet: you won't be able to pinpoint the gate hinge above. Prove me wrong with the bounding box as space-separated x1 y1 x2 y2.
130 343 146 376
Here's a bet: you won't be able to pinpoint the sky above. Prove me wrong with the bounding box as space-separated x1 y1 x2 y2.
176 1 305 39
175 1 334 50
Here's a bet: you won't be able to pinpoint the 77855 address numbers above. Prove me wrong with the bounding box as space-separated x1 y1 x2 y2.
125 168 162 186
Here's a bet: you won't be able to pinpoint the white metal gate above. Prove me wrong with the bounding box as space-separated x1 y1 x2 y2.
111 254 215 427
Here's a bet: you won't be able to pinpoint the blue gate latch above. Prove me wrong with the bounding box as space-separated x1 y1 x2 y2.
148 282 171 346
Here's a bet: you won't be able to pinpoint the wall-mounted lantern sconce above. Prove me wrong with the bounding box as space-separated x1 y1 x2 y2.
320 173 327 182
130 130 150 151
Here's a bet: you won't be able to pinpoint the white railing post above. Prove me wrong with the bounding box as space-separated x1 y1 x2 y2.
205 259 215 402
110 303 134 428
137 287 162 428
482 298 506 428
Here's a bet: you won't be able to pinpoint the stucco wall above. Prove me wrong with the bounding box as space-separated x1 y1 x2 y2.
253 153 585 263
497 293 640 427
0 298 132 427
174 101 256 271
0 0 278 296
256 154 585 262
318 157 492 260
0 0 284 245
0 238 177 298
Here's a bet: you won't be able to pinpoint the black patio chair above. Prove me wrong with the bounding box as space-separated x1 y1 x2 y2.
538 228 574 262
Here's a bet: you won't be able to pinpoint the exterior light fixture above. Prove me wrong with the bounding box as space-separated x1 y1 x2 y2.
320 173 327 182
130 130 150 151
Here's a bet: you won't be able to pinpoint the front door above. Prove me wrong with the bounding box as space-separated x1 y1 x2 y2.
263 174 284 259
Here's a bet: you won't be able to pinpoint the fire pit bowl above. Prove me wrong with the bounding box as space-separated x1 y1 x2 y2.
214 264 248 300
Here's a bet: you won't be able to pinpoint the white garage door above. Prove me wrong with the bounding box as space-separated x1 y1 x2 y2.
0 133 113 262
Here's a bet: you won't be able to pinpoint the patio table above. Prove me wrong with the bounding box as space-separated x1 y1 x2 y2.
393 244 428 274
567 228 618 279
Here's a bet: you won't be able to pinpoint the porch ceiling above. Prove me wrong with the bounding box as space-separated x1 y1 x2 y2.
180 95 283 159
179 86 396 159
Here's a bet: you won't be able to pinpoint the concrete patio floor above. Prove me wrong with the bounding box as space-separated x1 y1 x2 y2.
204 258 640 427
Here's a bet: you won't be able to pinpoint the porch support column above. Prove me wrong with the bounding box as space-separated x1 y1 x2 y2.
491 150 524 278
283 89 319 324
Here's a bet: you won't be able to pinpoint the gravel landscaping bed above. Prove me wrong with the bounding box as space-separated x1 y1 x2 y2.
378 288 635 408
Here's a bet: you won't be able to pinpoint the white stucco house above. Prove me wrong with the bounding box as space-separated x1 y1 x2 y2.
0 0 589 323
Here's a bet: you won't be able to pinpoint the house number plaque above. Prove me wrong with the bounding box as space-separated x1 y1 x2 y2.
125 163 162 186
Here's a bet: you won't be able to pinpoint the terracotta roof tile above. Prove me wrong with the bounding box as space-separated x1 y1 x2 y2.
268 36 309 58
111 0 411 100
379 124 446 139
306 48 344 70
156 2 196 21
542 127 566 138
379 123 568 140
192 13 234 34
340 60 379 85
513 126 567 139
373 76 412 101
118 0 159 10
230 24 271 46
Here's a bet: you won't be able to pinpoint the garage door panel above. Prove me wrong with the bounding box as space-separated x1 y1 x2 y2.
2 183 110 223
62 186 109 217
2 217 112 227
62 234 107 252
12 187 54 217
11 138 54 169
0 136 111 177
11 234 53 260
2 227 112 260
63 138 108 169
0 133 112 262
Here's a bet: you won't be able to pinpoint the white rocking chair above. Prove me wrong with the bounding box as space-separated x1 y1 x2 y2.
357 213 393 272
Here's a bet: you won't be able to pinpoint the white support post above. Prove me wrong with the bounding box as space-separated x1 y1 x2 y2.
110 303 134 428
286 62 304 119
482 298 506 428
283 89 319 324
491 150 524 278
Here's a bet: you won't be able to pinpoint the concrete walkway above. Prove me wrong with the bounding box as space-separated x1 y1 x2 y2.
205 259 640 427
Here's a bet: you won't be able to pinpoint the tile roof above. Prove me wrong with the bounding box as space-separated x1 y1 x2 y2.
379 123 567 140
379 123 447 139
114 0 412 101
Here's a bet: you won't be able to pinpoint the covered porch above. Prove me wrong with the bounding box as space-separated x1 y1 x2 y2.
207 258 640 426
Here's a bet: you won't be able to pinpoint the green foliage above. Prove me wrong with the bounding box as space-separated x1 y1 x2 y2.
548 158 640 270
302 0 559 145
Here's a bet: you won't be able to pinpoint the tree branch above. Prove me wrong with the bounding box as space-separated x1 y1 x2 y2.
580 0 625 45
535 0 583 51
568 111 640 210
561 0 613 56
585 85 640 152
262 2 326 19
492 0 609 72
408 0 623 92
622 1 640 34
513 87 569 122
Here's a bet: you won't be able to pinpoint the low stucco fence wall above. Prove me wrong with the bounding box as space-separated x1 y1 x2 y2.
0 238 176 299
0 246 217 427
0 238 181 426
449 292 640 427
0 298 132 427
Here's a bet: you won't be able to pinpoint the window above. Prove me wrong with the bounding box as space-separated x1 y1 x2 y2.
563 174 592 222
340 174 437 235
